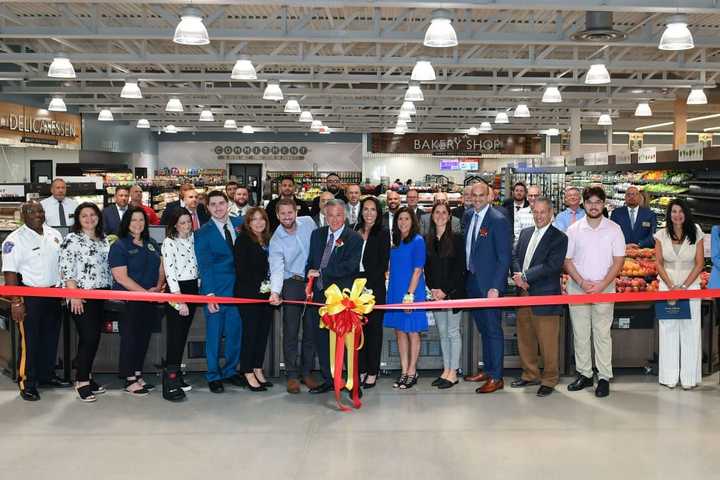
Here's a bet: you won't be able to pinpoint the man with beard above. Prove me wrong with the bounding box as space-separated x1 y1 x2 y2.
564 186 625 398
229 185 251 218
311 172 347 215
266 176 312 232
344 184 362 229
382 190 402 243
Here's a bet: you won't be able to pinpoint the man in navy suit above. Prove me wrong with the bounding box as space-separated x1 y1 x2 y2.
305 199 363 394
511 197 568 397
161 184 210 228
463 181 512 393
194 190 244 393
610 186 656 247
102 186 130 235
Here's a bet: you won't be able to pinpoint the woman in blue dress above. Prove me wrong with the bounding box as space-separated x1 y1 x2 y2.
385 206 427 389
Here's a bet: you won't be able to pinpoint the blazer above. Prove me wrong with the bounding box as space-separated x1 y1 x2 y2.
451 205 466 220
512 224 568 315
234 231 270 300
305 226 363 301
266 196 312 232
355 226 390 305
463 206 512 294
610 206 656 247
102 205 124 235
194 216 244 297
424 232 466 303
501 198 529 225
160 200 210 226
345 202 362 230
420 214 461 235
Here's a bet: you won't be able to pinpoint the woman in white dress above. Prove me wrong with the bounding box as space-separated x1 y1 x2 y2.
654 199 705 389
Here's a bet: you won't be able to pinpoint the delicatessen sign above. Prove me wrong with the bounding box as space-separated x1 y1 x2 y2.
0 101 81 149
371 133 542 155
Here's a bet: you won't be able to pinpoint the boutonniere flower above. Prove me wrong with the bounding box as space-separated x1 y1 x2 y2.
479 227 489 237
259 280 271 294
235 225 242 233
335 238 344 248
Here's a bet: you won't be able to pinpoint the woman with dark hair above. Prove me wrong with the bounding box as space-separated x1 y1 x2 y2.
384 207 427 389
425 202 466 389
655 199 705 389
160 207 198 402
234 207 273 392
108 206 165 397
59 202 112 402
354 196 390 388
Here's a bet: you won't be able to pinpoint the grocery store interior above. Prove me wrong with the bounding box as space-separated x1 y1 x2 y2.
1 1 720 479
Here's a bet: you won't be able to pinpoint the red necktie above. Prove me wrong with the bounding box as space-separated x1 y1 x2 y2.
192 212 200 231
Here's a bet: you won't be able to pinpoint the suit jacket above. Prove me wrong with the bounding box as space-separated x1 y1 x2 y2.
102 204 124 235
451 205 466 220
463 207 512 295
266 196 311 232
512 225 568 315
345 202 362 230
420 214 461 235
194 216 244 297
424 232 466 302
610 206 656 247
160 200 210 227
501 198 529 225
355 226 390 305
234 230 269 300
311 190 348 216
305 226 362 301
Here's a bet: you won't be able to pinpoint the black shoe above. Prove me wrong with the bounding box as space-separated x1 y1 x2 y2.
123 380 150 397
224 374 248 388
399 373 418 389
309 382 333 394
208 380 225 394
536 385 554 397
511 379 541 388
437 379 459 390
254 374 273 388
179 372 192 392
76 384 97 403
431 377 445 387
20 388 40 401
137 377 155 391
162 369 186 402
595 379 610 398
362 379 377 389
567 375 594 392
39 376 71 388
89 380 106 395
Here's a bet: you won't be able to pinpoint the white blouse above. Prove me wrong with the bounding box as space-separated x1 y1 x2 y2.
161 235 199 293
59 232 112 289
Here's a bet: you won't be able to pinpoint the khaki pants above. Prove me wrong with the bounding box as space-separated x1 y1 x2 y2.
516 305 560 387
567 281 615 381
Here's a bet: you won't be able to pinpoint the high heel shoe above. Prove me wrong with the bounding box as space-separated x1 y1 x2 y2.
362 376 377 389
244 374 267 392
399 373 418 389
254 373 273 388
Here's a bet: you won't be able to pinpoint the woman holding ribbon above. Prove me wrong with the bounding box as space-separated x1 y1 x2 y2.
384 206 427 389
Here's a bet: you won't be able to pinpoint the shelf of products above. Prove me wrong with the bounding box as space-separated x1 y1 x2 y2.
267 171 362 198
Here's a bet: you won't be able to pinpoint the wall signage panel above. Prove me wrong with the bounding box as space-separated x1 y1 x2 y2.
371 133 542 155
0 101 81 149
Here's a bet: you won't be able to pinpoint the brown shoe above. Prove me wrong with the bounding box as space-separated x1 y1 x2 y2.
287 379 301 394
475 378 504 394
301 375 320 391
464 371 488 382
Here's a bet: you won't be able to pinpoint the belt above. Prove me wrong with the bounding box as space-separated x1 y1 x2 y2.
288 275 305 282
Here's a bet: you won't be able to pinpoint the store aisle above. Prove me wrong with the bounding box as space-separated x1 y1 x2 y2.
1 374 719 480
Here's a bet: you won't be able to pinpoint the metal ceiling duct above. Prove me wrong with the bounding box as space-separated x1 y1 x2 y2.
570 12 627 42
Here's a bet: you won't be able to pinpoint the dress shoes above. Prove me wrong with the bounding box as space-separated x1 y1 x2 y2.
224 374 248 388
287 378 301 394
39 376 71 388
567 375 594 392
208 380 225 394
20 388 40 401
431 377 445 387
475 378 504 394
308 382 333 394
437 379 459 390
536 385 554 397
464 371 488 382
511 379 541 388
301 375 320 390
595 379 610 398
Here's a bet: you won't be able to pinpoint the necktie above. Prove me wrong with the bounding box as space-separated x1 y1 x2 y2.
191 211 200 231
118 207 126 219
58 201 66 227
223 223 234 251
630 208 636 229
318 231 335 289
523 229 540 272
515 205 521 212
351 205 357 224
468 212 481 273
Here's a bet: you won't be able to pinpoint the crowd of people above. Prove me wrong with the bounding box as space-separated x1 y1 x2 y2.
0 175 713 404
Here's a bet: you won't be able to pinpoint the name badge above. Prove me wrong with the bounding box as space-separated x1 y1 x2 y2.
147 243 156 252
642 221 651 228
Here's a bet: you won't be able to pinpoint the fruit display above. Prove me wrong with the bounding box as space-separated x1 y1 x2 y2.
620 258 657 277
625 247 655 259
616 277 659 293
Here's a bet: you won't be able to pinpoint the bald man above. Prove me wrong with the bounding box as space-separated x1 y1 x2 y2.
610 185 656 247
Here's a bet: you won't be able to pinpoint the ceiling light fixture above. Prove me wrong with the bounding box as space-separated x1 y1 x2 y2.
542 85 562 103
411 60 436 82
319 126 331 134
634 102 653 117
263 81 283 101
393 126 407 135
299 111 313 122
97 109 113 121
467 127 480 136
513 104 531 118
495 112 510 124
423 9 458 48
48 97 66 112
658 14 694 51
598 113 613 126
585 64 611 85
310 120 323 131
199 109 214 122
241 125 254 134
635 113 720 131
223 119 237 129
405 84 424 102
400 101 416 115
230 57 257 80
687 86 708 105
479 121 492 131
544 128 560 136
48 55 76 79
136 119 150 129
165 97 183 112
120 80 142 99
284 99 301 113
398 111 412 122
164 124 178 134
173 7 210 46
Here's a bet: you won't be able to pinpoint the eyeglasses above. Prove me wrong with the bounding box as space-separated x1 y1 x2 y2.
585 199 604 206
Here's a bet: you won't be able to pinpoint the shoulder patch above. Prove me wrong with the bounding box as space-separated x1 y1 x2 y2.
3 241 14 254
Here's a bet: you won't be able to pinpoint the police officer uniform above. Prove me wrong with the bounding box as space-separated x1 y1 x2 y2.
40 196 78 227
1 224 64 399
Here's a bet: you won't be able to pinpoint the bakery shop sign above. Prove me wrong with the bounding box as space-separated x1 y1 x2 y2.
371 133 542 155
0 101 81 149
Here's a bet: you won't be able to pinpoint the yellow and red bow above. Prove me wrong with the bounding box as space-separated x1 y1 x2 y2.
319 278 375 411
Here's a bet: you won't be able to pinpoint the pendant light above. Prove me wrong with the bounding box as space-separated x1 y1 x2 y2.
542 85 562 103
513 104 531 118
48 55 76 79
199 109 214 122
467 127 480 136
231 57 257 80
634 102 653 117
393 125 407 135
319 126 331 134
411 60 436 82
479 121 492 132
165 97 183 112
48 97 66 112
310 120 323 131
598 113 613 126
494 112 510 124
398 111 412 122
687 87 708 105
263 81 283 101
173 7 210 46
405 84 424 102
284 99 301 113
544 128 560 136
396 119 408 128
241 125 254 134
97 109 113 121
164 124 178 134
120 80 142 99
136 119 150 129
585 64 611 85
299 111 313 122
400 101 416 115
423 9 458 48
658 14 694 51
223 119 237 129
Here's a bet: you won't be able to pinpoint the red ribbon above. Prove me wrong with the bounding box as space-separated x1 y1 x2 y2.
321 308 366 411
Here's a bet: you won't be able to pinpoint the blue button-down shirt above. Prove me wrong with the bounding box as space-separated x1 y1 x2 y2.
268 216 316 294
553 207 585 233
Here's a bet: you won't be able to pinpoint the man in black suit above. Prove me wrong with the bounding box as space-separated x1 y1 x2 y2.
511 197 568 397
160 184 210 229
452 185 473 222
102 185 130 235
311 172 347 216
266 175 312 231
312 191 335 227
305 199 363 394
406 188 425 222
382 190 402 238
501 181 529 224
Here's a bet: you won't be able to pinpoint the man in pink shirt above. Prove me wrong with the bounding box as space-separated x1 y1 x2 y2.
564 186 625 398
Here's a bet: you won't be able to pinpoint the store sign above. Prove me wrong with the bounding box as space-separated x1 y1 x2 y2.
678 143 704 162
212 143 309 161
371 133 542 155
628 132 644 153
0 101 81 149
459 159 479 170
439 158 460 170
584 152 609 166
0 184 24 199
638 146 657 164
615 152 631 165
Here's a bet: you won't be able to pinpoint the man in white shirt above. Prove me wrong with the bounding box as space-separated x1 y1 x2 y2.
2 201 68 401
513 185 540 246
344 184 362 229
229 186 251 218
312 191 335 227
40 178 78 227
